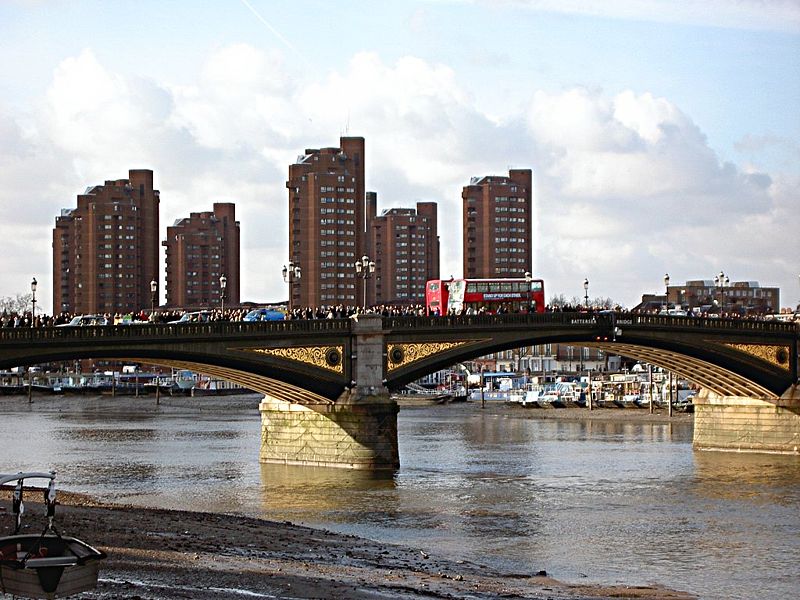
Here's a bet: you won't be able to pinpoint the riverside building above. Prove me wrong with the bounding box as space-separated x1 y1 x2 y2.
163 203 240 309
286 137 366 308
369 199 439 306
668 279 780 315
53 169 159 315
462 169 533 278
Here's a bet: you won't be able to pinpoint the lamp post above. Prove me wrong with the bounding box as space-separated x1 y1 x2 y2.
354 255 375 310
282 261 301 311
150 278 157 316
524 271 533 311
714 271 729 314
219 274 227 314
664 273 670 314
30 277 37 327
583 278 589 308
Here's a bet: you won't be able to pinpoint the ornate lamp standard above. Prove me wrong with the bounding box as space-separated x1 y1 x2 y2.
664 273 670 313
219 274 227 314
30 277 37 327
583 278 589 308
524 272 536 312
150 278 157 316
354 255 375 310
282 262 301 311
714 271 729 314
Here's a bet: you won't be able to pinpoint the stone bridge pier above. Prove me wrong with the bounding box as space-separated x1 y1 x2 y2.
693 386 800 454
259 314 399 470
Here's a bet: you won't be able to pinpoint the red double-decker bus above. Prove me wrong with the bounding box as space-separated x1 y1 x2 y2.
425 277 545 315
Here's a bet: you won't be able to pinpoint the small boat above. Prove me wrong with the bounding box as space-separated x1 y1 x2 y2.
0 471 106 599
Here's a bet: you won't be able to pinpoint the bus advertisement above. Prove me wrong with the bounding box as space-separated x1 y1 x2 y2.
425 277 545 315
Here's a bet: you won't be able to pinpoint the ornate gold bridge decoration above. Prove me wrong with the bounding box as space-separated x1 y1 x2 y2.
724 343 791 372
242 346 344 374
386 341 477 372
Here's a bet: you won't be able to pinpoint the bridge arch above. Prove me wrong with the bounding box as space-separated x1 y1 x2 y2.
383 314 798 400
0 321 354 405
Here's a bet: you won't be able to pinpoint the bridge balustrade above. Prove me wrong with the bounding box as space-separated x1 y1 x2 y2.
0 313 794 344
383 313 798 334
0 318 354 343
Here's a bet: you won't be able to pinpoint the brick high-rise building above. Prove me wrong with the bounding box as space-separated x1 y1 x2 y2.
53 169 159 315
462 169 533 278
286 137 365 308
163 203 240 309
370 201 439 305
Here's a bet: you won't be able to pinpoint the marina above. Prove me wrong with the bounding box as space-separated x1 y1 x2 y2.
458 367 697 412
0 368 253 397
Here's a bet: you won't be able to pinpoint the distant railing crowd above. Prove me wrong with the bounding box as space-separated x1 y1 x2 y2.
1 302 796 329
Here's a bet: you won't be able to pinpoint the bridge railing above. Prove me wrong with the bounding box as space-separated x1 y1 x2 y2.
0 313 795 343
383 312 597 329
0 318 353 343
383 312 799 335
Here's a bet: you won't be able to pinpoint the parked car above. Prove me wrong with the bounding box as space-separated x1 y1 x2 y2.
169 310 215 324
243 307 286 322
56 315 109 327
115 314 151 325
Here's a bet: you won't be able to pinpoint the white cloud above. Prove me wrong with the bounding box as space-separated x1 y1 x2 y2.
477 0 800 32
0 45 797 311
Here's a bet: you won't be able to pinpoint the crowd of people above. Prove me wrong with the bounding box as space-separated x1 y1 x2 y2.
0 303 796 329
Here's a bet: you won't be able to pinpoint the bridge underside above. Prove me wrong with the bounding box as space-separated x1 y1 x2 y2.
131 359 335 405
384 321 795 402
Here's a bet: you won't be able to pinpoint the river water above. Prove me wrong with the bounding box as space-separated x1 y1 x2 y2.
1 395 798 599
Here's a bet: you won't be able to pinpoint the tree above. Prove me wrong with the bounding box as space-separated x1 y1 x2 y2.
0 293 33 315
548 293 617 309
548 293 568 308
592 296 616 309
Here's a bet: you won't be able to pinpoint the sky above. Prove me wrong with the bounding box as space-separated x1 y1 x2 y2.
1 0 798 312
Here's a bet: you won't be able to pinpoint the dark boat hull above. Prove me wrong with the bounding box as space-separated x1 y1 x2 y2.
0 534 105 599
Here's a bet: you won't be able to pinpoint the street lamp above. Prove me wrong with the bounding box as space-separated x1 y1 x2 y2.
354 255 375 310
714 271 729 314
664 273 670 313
219 274 227 313
150 278 157 315
524 272 534 311
583 278 589 308
30 277 37 327
282 261 301 311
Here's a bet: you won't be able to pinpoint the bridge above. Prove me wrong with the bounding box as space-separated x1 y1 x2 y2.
1 313 798 468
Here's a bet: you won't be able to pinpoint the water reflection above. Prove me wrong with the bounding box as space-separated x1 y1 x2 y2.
61 428 158 442
692 451 800 503
259 463 395 516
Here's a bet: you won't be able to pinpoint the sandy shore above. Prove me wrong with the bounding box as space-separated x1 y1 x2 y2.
399 398 694 425
0 492 695 600
501 404 694 423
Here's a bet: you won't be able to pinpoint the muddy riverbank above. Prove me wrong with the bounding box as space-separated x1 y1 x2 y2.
0 492 694 599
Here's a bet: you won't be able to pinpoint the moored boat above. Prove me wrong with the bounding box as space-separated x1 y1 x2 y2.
0 471 106 599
